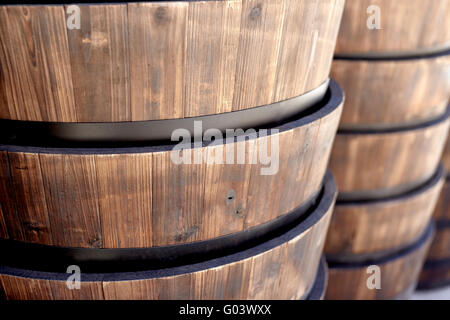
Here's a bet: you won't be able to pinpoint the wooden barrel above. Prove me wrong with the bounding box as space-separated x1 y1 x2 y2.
0 81 343 249
335 0 450 56
0 1 344 123
331 52 450 129
325 223 434 300
325 166 444 261
329 109 450 200
0 173 337 300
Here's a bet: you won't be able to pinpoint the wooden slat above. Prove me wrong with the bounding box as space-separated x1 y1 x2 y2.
5 153 52 244
151 150 206 246
39 154 102 248
274 0 344 100
184 0 241 116
0 6 76 121
201 142 250 240
336 0 450 54
95 154 153 248
129 2 188 120
231 0 285 110
0 151 17 240
66 4 130 122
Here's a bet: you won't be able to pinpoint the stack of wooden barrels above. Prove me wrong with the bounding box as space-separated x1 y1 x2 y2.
0 1 345 300
419 137 450 290
325 0 450 300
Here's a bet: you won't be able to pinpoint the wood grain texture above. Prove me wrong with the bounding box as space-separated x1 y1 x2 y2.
329 115 450 196
0 5 76 121
66 4 130 122
332 55 450 128
335 0 450 54
0 181 336 300
38 154 102 248
0 0 344 122
128 2 187 120
0 98 343 248
325 170 444 259
325 226 433 300
433 179 450 221
0 275 104 300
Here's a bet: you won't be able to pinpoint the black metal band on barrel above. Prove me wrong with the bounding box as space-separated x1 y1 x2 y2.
0 171 336 282
0 80 328 146
335 47 450 61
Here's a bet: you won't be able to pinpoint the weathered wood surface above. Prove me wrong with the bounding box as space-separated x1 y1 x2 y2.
0 1 344 122
325 168 444 259
335 0 450 55
0 176 337 300
329 113 450 198
0 87 343 248
332 54 450 129
326 225 433 300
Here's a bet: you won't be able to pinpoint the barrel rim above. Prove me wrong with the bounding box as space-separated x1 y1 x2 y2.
0 79 343 154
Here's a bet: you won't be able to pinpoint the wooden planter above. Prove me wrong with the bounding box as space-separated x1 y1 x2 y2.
324 166 444 262
335 0 450 56
0 77 343 249
329 109 450 200
325 224 433 300
332 53 450 129
0 0 344 123
0 173 337 300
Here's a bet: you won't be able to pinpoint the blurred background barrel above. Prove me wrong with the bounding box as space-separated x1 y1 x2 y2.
419 136 450 290
325 0 450 300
